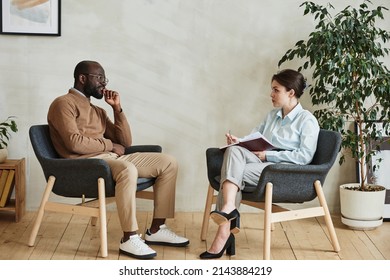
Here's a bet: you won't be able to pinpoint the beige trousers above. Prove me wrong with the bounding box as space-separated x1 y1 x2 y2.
92 152 178 232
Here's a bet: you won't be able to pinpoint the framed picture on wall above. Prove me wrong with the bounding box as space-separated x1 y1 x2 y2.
356 121 390 221
0 0 61 36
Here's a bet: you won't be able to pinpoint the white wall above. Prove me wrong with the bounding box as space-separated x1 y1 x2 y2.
1 0 388 213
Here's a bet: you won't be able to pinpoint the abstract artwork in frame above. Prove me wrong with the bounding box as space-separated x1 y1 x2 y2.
0 0 61 36
356 121 390 221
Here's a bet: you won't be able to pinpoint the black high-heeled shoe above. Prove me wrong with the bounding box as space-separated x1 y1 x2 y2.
210 209 240 225
230 214 240 234
199 233 235 259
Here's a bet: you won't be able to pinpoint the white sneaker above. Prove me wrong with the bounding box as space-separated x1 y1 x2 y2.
119 234 157 259
145 224 190 247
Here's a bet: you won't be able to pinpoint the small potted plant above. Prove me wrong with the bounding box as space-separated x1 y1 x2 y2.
0 116 18 163
278 1 390 229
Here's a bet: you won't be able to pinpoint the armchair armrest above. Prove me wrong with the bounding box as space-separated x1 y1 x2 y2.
265 162 330 174
125 145 162 154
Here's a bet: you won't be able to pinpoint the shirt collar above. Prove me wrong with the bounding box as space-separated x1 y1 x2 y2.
69 88 91 104
276 103 303 121
70 87 86 97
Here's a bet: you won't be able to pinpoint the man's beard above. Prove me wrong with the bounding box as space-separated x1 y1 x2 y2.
84 83 104 99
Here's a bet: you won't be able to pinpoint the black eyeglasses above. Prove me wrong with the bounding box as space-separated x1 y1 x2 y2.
83 73 109 84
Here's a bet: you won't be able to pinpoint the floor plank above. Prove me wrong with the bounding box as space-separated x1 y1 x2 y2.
365 221 390 259
331 217 385 260
283 218 340 260
0 212 35 260
0 211 389 260
29 212 73 260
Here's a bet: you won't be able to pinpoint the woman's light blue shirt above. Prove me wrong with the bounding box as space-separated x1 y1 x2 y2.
251 103 319 165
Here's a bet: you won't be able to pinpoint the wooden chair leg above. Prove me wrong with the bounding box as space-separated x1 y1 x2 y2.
314 180 341 252
28 176 56 247
263 182 273 260
201 185 215 241
98 178 108 258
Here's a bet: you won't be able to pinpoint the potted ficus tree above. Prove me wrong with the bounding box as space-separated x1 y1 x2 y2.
278 1 390 229
0 116 18 163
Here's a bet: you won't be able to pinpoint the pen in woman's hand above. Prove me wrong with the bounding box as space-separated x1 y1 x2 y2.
226 130 234 144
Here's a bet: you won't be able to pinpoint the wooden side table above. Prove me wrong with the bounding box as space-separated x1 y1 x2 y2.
0 158 26 222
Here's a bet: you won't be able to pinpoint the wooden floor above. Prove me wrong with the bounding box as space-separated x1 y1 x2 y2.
0 210 389 260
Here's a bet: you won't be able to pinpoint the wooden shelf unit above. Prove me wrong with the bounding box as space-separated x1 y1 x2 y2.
0 158 26 222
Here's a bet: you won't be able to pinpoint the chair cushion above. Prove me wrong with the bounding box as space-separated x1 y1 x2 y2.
137 178 155 192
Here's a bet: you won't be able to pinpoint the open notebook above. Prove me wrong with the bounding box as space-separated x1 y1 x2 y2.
220 132 277 151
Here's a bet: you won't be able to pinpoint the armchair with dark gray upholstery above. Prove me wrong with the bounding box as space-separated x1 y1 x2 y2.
28 124 160 257
201 129 341 259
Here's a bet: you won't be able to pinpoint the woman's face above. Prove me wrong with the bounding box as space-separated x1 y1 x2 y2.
270 80 294 108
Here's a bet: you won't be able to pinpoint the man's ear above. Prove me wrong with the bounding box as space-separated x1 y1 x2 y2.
78 74 86 85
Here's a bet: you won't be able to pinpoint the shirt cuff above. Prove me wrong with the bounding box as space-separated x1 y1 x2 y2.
265 150 280 163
